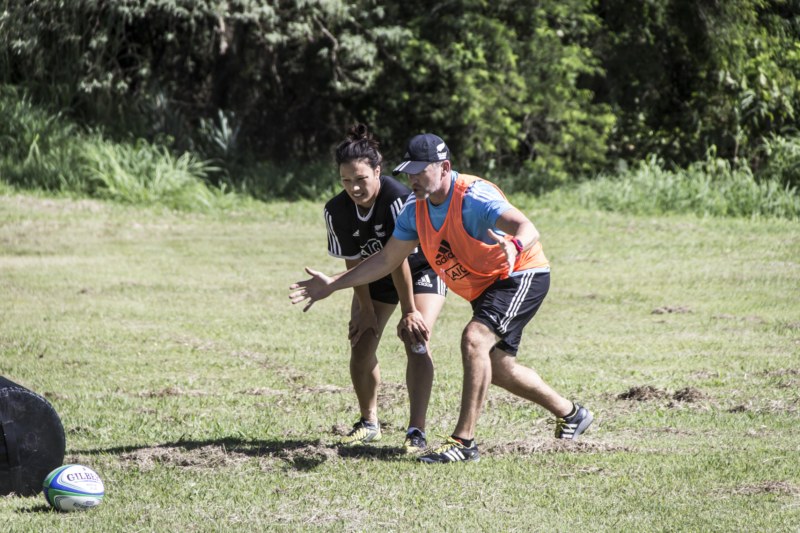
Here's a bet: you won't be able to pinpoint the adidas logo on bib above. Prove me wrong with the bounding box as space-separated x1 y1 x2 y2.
435 240 455 266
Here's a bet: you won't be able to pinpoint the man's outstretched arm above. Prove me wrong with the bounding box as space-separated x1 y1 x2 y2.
289 237 419 311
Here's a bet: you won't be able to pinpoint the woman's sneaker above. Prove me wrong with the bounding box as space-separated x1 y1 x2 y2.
340 418 382 445
555 403 593 440
403 429 427 454
419 437 480 464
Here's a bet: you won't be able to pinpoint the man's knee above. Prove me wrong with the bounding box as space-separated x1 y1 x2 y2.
460 321 495 360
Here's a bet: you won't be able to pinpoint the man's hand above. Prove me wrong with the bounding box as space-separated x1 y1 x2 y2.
289 267 334 311
397 309 430 345
488 229 517 275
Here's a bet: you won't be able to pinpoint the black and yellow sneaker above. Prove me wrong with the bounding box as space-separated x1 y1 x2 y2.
418 437 480 464
340 418 382 446
403 428 427 454
555 403 594 440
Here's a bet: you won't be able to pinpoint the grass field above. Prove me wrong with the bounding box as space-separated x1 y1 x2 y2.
1 193 798 531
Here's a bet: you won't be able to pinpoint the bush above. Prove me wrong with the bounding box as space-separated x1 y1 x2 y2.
0 0 615 183
0 86 83 190
570 153 799 218
80 140 235 210
0 87 235 210
755 134 800 189
235 160 339 202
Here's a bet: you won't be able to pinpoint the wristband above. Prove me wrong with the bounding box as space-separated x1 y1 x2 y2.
511 237 524 253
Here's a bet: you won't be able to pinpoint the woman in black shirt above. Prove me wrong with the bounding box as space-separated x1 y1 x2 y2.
322 124 446 453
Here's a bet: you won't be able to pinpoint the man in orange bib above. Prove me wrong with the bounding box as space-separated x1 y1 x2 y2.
291 133 593 464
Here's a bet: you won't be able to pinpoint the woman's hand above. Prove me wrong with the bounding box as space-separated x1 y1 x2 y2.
349 307 379 347
397 309 430 345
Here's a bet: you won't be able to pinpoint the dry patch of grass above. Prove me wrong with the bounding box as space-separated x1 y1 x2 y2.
651 305 693 315
137 387 212 398
729 481 800 496
672 387 708 402
486 438 630 456
240 387 284 396
727 399 799 414
616 386 670 401
119 445 252 471
616 385 708 404
115 440 414 473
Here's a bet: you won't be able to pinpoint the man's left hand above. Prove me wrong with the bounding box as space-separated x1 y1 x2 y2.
488 229 517 275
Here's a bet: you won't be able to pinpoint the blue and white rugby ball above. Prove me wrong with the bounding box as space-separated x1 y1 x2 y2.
42 464 104 511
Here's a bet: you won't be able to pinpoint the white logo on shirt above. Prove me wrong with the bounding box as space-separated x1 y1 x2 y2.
416 275 433 288
360 238 383 257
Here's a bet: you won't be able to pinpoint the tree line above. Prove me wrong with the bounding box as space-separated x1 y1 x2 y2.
1 0 798 191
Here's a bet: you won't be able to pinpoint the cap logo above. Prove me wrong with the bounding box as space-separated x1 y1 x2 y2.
392 134 449 175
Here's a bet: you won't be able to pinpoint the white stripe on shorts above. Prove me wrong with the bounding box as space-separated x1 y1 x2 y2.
498 271 535 333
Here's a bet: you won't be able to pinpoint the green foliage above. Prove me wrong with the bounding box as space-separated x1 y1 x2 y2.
1 0 799 196
0 0 615 186
0 86 234 210
377 1 614 187
594 0 800 166
568 152 799 218
0 86 84 191
0 0 396 160
755 133 800 188
235 159 339 201
80 139 234 210
3 84 798 218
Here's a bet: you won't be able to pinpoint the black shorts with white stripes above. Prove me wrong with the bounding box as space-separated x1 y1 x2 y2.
368 265 447 304
470 271 550 356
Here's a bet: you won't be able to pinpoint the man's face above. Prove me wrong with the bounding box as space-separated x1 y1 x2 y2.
407 162 447 200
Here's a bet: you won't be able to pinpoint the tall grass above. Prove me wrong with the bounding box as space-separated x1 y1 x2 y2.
235 159 340 201
0 86 82 191
0 86 235 210
80 141 235 210
3 85 799 218
557 154 800 219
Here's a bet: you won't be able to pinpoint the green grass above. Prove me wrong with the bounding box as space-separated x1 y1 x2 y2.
542 154 800 219
1 193 798 531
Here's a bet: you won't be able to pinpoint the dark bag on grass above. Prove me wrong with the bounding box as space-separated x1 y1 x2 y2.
0 377 66 496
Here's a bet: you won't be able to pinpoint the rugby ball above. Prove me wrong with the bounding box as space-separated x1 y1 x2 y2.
42 464 104 511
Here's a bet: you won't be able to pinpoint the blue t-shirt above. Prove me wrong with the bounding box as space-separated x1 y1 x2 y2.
394 171 512 244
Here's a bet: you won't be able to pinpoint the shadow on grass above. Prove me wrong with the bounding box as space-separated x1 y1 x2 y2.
15 504 53 514
72 436 410 472
74 436 323 456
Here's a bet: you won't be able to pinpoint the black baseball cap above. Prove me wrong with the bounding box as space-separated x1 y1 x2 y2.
392 133 450 175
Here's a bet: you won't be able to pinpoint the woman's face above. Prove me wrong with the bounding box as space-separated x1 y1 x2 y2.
339 160 381 209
